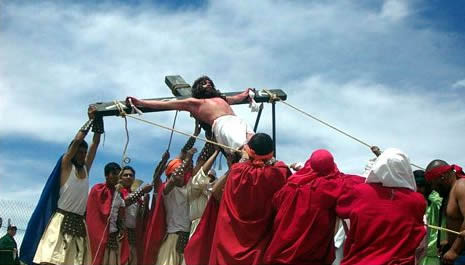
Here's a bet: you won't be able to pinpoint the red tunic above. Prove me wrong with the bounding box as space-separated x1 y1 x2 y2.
86 183 129 265
141 184 166 265
264 161 363 265
208 160 291 265
184 198 220 265
336 183 426 265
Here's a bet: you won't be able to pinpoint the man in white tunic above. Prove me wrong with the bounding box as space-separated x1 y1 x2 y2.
31 106 102 265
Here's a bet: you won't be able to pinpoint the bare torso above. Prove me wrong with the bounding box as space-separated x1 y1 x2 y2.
190 97 235 125
446 179 464 243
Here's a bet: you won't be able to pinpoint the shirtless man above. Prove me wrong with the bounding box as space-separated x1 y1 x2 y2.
425 160 465 264
126 76 254 155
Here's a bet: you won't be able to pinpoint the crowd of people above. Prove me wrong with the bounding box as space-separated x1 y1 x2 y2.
9 76 465 265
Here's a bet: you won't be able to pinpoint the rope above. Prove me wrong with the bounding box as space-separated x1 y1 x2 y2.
167 111 179 151
262 90 424 170
114 101 131 166
126 114 241 153
91 101 129 265
262 89 371 148
428 224 460 235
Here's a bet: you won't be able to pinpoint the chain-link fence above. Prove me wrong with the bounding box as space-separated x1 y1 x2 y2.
0 199 36 249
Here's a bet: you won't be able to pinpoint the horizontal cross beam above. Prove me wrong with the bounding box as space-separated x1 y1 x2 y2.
93 89 287 117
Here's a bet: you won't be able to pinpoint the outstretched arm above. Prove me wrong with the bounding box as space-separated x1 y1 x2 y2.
226 88 252 105
126 96 200 113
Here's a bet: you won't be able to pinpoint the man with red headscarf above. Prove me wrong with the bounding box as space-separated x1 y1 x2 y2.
208 133 291 265
264 149 363 265
336 148 426 265
425 160 465 264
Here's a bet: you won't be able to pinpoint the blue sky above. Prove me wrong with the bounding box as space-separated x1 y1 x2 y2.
1 0 465 243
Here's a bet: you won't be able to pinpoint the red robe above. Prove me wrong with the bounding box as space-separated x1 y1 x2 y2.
264 172 362 265
141 183 166 265
184 198 220 265
86 183 130 265
208 160 291 265
336 183 426 265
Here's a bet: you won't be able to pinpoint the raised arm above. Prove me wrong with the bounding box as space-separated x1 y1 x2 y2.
85 107 103 172
192 142 219 177
179 120 201 161
126 96 200 113
61 106 96 185
226 88 252 105
164 148 197 195
211 170 229 201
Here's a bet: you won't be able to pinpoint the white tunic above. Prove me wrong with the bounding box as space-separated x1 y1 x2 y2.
188 168 210 222
57 165 89 216
212 115 254 154
164 186 190 233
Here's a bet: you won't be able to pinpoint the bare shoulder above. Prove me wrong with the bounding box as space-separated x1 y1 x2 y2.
455 178 465 195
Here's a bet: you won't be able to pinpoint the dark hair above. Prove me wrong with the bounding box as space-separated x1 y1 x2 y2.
104 162 121 176
191 76 226 100
7 225 17 231
122 165 136 176
248 133 274 155
426 159 449 173
68 139 88 150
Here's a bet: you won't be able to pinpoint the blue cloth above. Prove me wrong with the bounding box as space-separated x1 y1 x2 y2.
19 156 62 265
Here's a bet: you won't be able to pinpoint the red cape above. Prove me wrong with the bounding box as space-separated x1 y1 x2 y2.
86 183 129 265
142 183 166 265
184 197 220 265
264 171 363 265
336 183 426 265
209 160 291 265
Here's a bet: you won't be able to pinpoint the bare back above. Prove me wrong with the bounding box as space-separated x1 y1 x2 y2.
191 97 235 125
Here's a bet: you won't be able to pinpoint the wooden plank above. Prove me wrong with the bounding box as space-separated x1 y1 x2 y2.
93 89 287 117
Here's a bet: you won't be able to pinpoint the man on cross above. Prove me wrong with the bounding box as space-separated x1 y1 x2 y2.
126 76 254 157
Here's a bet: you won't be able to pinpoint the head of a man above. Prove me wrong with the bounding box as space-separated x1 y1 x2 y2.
365 148 416 191
414 170 431 199
68 140 88 169
192 76 223 99
7 225 17 237
425 159 454 197
309 149 336 176
247 133 274 156
104 162 121 187
121 166 136 189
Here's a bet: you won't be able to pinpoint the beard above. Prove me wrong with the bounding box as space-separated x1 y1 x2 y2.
197 87 223 99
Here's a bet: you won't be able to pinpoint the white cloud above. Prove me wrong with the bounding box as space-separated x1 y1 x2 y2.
452 79 465 89
381 0 409 22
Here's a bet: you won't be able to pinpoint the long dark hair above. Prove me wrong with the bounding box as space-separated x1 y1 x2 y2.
192 76 226 101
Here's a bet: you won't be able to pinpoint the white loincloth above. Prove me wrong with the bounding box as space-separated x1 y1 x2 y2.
212 115 254 153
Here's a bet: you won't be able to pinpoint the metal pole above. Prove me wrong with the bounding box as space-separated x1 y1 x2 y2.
253 103 264 132
272 102 276 157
